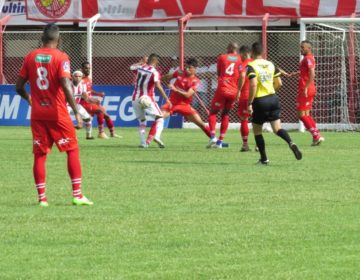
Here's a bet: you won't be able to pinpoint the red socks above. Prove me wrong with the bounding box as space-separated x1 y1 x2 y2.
240 120 249 144
300 115 320 140
105 116 115 134
97 113 105 133
34 153 47 202
208 114 217 138
67 149 83 199
219 115 229 141
146 121 157 144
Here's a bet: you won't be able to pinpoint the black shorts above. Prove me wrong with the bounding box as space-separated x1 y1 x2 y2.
252 94 280 125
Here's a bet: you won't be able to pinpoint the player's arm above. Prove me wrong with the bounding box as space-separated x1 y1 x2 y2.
61 77 82 129
169 84 195 98
162 73 174 84
273 67 283 91
155 81 172 107
247 65 257 114
130 56 148 71
303 67 315 97
15 77 32 106
236 71 246 101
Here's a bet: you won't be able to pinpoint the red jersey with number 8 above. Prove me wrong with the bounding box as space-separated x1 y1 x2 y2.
18 48 71 121
216 53 242 94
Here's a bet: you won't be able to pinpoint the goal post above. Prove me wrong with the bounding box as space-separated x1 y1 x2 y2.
300 17 360 131
87 13 101 79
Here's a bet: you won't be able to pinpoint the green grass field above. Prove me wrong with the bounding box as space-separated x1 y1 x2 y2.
0 126 359 279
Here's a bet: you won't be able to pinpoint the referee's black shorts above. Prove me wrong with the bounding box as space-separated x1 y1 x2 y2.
252 94 280 125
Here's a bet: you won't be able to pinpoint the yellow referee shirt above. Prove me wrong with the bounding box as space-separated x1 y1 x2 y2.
246 59 281 98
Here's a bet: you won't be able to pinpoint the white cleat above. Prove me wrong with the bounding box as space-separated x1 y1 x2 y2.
206 137 217 148
311 136 325 146
138 143 148 148
98 132 109 139
154 137 165 148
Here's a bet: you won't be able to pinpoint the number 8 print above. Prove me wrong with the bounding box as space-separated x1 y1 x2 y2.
36 67 49 90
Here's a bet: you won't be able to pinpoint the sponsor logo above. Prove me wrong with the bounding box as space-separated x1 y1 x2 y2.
33 139 41 146
34 0 71 19
63 61 70 73
227 56 239 61
35 54 52 63
58 137 70 145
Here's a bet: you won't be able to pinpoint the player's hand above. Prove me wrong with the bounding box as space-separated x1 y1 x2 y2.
75 113 83 129
166 99 172 109
28 95 32 106
248 105 253 115
303 87 308 98
168 84 176 91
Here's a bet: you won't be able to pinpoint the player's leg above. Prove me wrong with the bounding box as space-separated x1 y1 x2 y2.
208 90 222 145
103 110 121 138
186 113 212 138
253 123 268 164
33 152 48 206
238 99 250 151
132 100 147 147
78 104 94 140
146 102 165 148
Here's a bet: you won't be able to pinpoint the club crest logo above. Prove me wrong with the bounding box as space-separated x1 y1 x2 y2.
35 0 71 19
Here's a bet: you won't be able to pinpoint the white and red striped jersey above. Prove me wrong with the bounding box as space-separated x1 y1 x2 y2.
72 82 87 104
132 64 160 101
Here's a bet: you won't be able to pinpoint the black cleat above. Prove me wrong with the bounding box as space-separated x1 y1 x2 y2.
256 159 270 165
290 143 302 160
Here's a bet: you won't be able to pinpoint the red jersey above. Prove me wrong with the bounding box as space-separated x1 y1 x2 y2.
299 54 316 91
82 76 92 94
239 58 253 100
18 48 71 121
216 53 242 94
132 64 160 101
169 70 200 105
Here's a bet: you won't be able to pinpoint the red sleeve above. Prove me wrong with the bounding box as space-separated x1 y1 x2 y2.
172 70 179 78
18 55 29 79
217 55 222 75
306 56 315 69
191 78 200 92
58 53 71 79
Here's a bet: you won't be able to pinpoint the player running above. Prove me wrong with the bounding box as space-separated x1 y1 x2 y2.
130 53 171 148
247 42 302 165
236 45 253 152
68 70 94 140
156 58 212 142
15 23 93 206
208 42 242 148
81 61 121 139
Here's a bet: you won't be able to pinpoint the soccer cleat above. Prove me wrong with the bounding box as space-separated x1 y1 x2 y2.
221 142 229 148
39 201 49 207
240 144 250 152
153 137 165 148
72 196 94 206
206 137 217 148
290 143 302 160
110 133 123 139
311 136 325 146
86 136 95 140
256 159 270 165
138 143 149 148
214 140 223 149
98 132 109 139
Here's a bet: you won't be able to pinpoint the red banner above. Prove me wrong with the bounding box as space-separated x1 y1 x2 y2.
25 0 360 24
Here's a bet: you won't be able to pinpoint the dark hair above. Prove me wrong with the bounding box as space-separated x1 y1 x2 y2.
148 53 160 63
81 61 90 68
227 42 239 52
185 57 198 67
41 23 60 44
239 45 251 55
251 42 263 56
301 40 312 48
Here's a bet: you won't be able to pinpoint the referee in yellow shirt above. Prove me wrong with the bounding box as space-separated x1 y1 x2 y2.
247 42 302 165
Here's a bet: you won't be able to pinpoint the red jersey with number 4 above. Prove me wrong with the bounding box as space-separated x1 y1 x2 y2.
299 54 316 91
18 48 71 121
239 58 253 100
169 70 200 105
216 53 242 94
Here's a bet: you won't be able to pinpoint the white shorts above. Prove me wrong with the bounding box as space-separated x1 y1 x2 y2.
67 104 91 120
132 99 163 120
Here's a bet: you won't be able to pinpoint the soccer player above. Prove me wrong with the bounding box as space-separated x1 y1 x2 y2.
69 70 94 140
236 45 253 152
15 23 93 206
208 42 242 148
81 61 121 139
131 53 171 148
247 42 302 165
296 40 324 145
158 58 212 141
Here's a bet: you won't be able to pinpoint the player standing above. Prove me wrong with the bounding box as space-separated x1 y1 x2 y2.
81 61 121 139
15 23 93 206
69 70 94 139
157 58 212 142
247 42 302 164
296 40 324 145
236 45 253 152
131 54 171 148
208 43 242 148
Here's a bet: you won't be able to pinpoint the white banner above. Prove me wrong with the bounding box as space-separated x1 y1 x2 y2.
24 0 360 26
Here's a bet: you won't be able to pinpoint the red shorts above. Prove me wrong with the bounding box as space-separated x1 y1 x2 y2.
80 100 101 116
237 99 250 119
162 103 198 116
297 89 315 111
211 90 236 111
31 118 78 154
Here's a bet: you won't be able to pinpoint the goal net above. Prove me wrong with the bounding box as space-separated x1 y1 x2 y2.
300 18 360 131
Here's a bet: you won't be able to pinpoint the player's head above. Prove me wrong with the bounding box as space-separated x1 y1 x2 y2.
81 61 91 77
41 23 60 47
227 42 239 53
185 57 198 76
239 45 251 60
251 42 263 57
300 40 312 55
148 53 160 66
72 70 83 85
